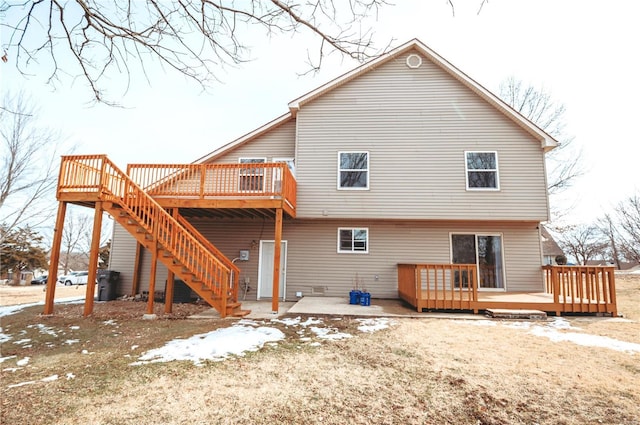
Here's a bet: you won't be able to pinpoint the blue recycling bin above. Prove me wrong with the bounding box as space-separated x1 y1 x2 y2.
349 290 361 305
359 292 371 306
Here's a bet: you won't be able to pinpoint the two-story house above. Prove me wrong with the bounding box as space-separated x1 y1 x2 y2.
44 39 618 318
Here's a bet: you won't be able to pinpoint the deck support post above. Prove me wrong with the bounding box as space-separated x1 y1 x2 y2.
146 244 158 315
131 242 143 296
83 202 104 317
271 208 283 314
164 209 178 314
552 268 561 316
607 268 617 317
44 201 67 315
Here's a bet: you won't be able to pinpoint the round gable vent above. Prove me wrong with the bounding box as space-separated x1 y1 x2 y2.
406 54 422 69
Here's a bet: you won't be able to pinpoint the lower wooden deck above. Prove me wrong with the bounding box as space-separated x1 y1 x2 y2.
398 264 618 316
410 290 615 315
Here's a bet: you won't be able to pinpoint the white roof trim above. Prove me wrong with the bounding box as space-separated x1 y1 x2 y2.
288 38 558 151
193 113 293 164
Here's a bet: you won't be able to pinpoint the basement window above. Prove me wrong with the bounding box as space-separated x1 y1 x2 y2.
338 228 369 254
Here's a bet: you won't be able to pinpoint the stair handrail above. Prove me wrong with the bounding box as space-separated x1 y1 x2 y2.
60 155 233 307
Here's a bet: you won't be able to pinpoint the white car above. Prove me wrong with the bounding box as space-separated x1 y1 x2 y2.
62 271 91 286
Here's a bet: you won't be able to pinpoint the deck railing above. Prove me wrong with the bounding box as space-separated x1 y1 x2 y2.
398 263 478 311
126 163 297 207
58 155 236 314
543 265 617 315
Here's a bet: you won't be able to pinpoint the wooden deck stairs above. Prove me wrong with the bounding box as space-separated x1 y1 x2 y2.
58 155 249 318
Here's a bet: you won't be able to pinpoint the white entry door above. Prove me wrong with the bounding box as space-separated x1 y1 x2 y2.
258 240 287 300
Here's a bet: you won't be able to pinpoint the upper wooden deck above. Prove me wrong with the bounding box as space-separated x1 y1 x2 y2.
57 156 297 218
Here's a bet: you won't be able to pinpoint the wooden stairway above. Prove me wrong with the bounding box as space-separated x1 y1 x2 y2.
60 155 249 318
104 203 249 318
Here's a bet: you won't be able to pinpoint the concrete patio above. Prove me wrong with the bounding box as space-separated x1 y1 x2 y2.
189 296 483 320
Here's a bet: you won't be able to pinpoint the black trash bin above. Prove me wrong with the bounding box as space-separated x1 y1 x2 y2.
97 270 120 301
172 279 195 303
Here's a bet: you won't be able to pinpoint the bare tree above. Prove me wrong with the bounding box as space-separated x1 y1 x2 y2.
57 209 112 273
0 91 64 240
499 77 583 196
2 0 392 103
60 210 92 274
598 213 623 269
613 191 640 263
556 224 608 266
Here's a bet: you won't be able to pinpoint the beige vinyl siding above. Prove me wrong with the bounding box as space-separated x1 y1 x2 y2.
208 118 296 164
187 218 544 300
295 49 549 221
108 224 138 296
109 223 169 297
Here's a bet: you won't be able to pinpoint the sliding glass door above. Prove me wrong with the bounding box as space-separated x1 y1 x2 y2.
451 234 505 290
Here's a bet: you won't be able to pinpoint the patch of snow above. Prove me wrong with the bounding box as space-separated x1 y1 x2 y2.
131 325 285 366
272 317 302 326
69 326 80 330
28 324 58 337
6 374 60 389
3 367 18 372
0 297 86 318
300 317 324 327
356 318 393 333
460 317 639 354
503 321 532 329
7 380 36 388
530 326 640 353
64 339 80 345
66 373 75 380
309 326 352 340
102 320 117 326
547 317 578 330
0 355 17 363
0 332 12 344
81 350 90 355
465 320 498 327
131 345 139 350
0 303 40 318
16 357 30 366
13 338 31 345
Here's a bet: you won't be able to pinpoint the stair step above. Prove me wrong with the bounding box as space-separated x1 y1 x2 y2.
486 309 547 320
230 309 252 318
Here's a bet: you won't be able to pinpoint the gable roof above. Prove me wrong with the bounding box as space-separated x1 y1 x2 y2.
194 112 293 164
197 38 558 163
540 225 564 257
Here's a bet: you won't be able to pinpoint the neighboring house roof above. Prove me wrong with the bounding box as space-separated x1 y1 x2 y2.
540 225 564 257
196 38 558 163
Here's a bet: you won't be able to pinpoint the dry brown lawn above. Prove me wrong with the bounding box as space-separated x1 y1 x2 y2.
1 274 639 425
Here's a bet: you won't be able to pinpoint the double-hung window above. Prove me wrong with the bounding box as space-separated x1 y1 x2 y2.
338 151 369 189
238 158 266 192
465 151 499 190
338 228 369 254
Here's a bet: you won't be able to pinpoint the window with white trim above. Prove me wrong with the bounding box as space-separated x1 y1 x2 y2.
338 151 369 189
338 228 369 253
465 151 499 190
238 157 266 192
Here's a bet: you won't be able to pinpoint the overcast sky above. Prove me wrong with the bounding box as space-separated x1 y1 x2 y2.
2 0 638 225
